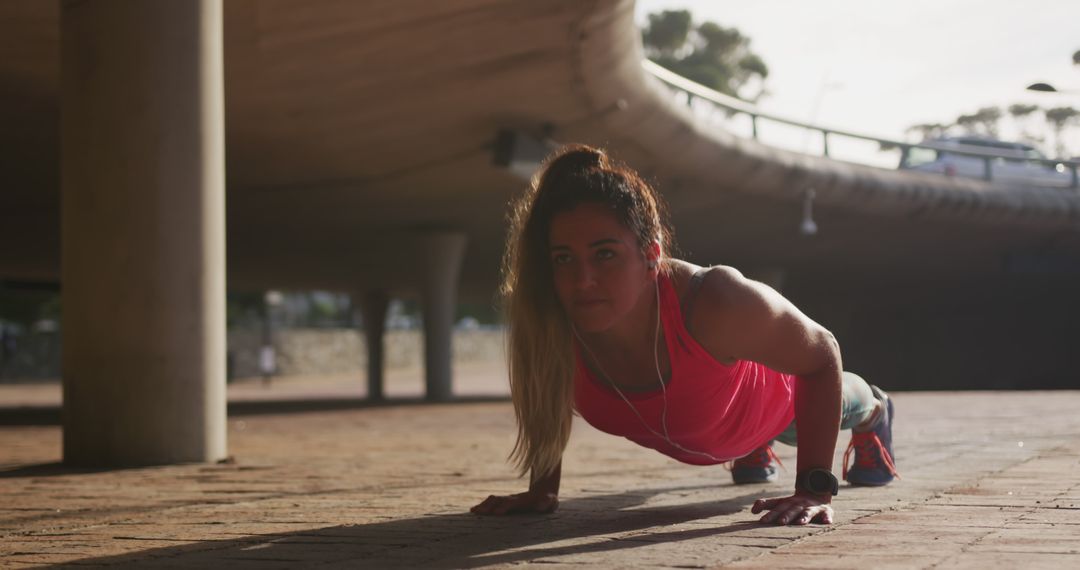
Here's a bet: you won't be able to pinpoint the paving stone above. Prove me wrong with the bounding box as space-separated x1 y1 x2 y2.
2 390 1080 568
932 552 1075 570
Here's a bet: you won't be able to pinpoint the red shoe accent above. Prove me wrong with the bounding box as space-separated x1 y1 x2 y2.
843 431 899 480
730 443 785 471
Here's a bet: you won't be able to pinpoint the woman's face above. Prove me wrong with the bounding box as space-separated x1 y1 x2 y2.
548 202 655 333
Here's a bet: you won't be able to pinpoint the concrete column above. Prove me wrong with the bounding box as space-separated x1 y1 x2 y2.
360 290 389 401
420 232 467 401
60 0 226 466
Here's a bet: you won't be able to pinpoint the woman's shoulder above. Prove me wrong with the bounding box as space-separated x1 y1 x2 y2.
666 260 744 365
666 259 744 302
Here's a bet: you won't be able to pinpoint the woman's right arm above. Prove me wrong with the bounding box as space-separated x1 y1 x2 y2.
470 461 561 515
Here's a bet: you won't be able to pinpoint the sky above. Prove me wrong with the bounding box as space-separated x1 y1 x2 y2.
634 1 1080 161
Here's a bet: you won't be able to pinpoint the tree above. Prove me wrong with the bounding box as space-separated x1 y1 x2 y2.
227 290 266 328
954 106 1002 138
904 47 1080 156
0 284 59 328
1008 103 1040 119
1044 106 1080 158
906 101 1079 157
906 122 951 141
642 10 692 57
1008 103 1044 146
642 10 768 101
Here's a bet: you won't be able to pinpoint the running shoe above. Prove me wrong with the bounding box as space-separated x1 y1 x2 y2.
731 441 780 484
843 387 898 486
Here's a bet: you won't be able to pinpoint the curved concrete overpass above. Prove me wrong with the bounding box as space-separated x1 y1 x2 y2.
2 0 1078 398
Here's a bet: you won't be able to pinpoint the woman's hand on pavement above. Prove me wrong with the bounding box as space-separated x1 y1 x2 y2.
471 491 559 515
751 492 834 525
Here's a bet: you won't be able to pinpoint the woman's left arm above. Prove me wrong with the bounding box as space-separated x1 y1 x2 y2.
690 267 842 525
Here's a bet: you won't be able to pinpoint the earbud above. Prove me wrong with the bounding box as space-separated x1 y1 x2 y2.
647 240 662 272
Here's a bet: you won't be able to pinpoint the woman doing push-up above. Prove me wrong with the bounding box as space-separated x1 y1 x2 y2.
471 145 897 525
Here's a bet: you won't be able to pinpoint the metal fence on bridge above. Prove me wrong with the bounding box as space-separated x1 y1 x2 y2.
643 60 1080 190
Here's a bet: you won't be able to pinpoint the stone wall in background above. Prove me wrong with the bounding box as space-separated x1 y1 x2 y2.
0 332 61 381
0 328 505 382
227 328 505 379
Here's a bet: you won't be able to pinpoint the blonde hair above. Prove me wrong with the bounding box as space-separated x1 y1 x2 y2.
502 144 673 478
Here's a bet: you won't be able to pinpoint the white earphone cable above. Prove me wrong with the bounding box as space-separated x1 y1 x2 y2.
572 277 727 463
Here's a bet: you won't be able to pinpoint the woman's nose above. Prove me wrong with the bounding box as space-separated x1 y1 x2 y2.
572 260 596 288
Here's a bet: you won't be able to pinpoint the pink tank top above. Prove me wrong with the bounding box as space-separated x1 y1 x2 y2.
573 272 796 465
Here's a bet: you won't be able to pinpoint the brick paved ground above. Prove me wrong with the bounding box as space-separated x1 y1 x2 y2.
1 385 1078 568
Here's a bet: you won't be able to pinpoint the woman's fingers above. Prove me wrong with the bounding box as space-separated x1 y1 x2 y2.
486 495 518 515
494 495 525 515
470 494 501 514
471 492 557 516
791 504 834 526
753 496 834 525
778 505 806 525
750 497 784 514
471 494 517 515
757 503 799 524
812 505 834 525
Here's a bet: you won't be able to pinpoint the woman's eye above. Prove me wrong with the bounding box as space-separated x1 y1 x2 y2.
552 254 571 265
596 249 615 260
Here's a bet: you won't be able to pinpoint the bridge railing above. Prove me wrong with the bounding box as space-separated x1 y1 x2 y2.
642 60 1080 189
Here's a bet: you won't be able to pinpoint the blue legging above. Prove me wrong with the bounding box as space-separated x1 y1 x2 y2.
772 371 882 446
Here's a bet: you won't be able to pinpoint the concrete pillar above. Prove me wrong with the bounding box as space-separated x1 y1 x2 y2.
420 232 467 401
60 0 226 466
360 290 390 401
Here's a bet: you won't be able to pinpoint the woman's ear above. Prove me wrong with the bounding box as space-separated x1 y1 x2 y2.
646 241 662 272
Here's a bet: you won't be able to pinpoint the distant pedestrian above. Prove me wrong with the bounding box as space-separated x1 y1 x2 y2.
472 145 897 526
259 344 276 386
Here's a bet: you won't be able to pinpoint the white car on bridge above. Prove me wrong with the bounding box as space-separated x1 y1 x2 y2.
899 136 1073 188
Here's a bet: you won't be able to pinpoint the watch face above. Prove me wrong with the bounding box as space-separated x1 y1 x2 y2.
808 470 835 494
796 469 837 496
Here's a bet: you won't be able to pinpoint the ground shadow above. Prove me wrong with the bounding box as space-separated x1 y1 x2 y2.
0 456 249 479
30 486 772 568
0 395 511 426
0 461 121 479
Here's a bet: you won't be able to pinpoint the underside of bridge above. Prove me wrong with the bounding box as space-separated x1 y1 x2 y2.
2 0 1079 406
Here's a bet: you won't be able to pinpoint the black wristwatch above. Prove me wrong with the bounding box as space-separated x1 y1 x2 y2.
795 468 839 496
